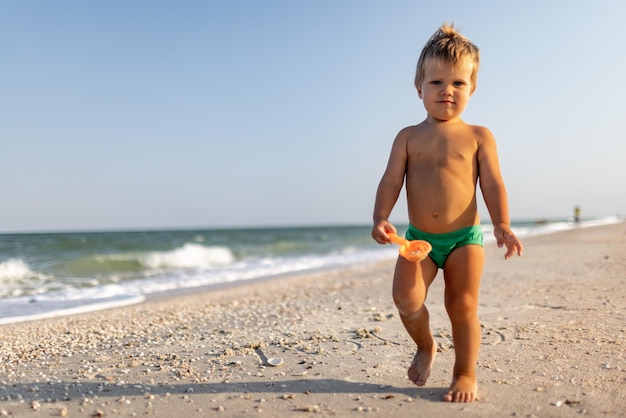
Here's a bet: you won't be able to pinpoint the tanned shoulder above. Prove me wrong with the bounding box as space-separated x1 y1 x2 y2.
470 124 496 146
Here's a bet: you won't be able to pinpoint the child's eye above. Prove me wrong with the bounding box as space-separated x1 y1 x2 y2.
454 81 466 86
431 80 441 85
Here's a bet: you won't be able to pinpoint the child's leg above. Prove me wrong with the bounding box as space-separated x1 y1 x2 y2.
442 245 485 402
392 256 438 386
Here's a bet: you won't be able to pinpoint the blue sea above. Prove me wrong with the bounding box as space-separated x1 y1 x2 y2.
0 216 622 325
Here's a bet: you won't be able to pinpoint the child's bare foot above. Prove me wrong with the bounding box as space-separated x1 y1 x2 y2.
443 374 478 402
407 342 437 386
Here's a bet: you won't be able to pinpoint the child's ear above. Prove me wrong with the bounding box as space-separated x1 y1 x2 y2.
416 87 423 99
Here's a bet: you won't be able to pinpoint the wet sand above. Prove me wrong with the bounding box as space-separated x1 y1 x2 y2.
1 222 625 417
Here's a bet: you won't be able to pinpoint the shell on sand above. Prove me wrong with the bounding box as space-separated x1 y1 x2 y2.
267 357 283 366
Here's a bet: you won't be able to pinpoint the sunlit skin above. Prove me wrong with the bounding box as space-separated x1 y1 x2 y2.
372 58 523 403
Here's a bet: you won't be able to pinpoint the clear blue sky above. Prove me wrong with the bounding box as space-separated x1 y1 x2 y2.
2 1 625 232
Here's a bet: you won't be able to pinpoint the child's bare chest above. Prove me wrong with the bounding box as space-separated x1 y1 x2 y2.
408 135 478 171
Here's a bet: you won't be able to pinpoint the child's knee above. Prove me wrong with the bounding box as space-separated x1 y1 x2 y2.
444 293 478 320
393 292 425 317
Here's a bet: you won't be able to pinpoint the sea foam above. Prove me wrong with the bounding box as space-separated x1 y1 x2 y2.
0 258 34 280
0 258 49 297
139 243 235 269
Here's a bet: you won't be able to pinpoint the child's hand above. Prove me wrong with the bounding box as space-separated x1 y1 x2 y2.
372 220 397 244
494 224 523 259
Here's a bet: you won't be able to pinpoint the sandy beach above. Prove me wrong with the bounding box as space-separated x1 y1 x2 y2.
1 223 624 417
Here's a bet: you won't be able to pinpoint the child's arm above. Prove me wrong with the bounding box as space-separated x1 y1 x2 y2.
476 128 523 259
372 130 409 244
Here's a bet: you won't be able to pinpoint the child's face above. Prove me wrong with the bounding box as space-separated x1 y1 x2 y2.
417 58 475 122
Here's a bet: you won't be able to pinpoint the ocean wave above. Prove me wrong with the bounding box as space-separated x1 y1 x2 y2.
45 243 236 278
139 243 235 269
0 258 50 297
0 258 34 280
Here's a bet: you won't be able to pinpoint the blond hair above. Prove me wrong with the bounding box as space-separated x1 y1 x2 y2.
414 23 480 89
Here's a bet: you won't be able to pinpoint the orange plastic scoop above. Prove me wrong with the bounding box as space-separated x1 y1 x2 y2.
387 233 432 262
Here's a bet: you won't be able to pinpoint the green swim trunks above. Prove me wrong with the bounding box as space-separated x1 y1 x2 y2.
406 224 484 269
